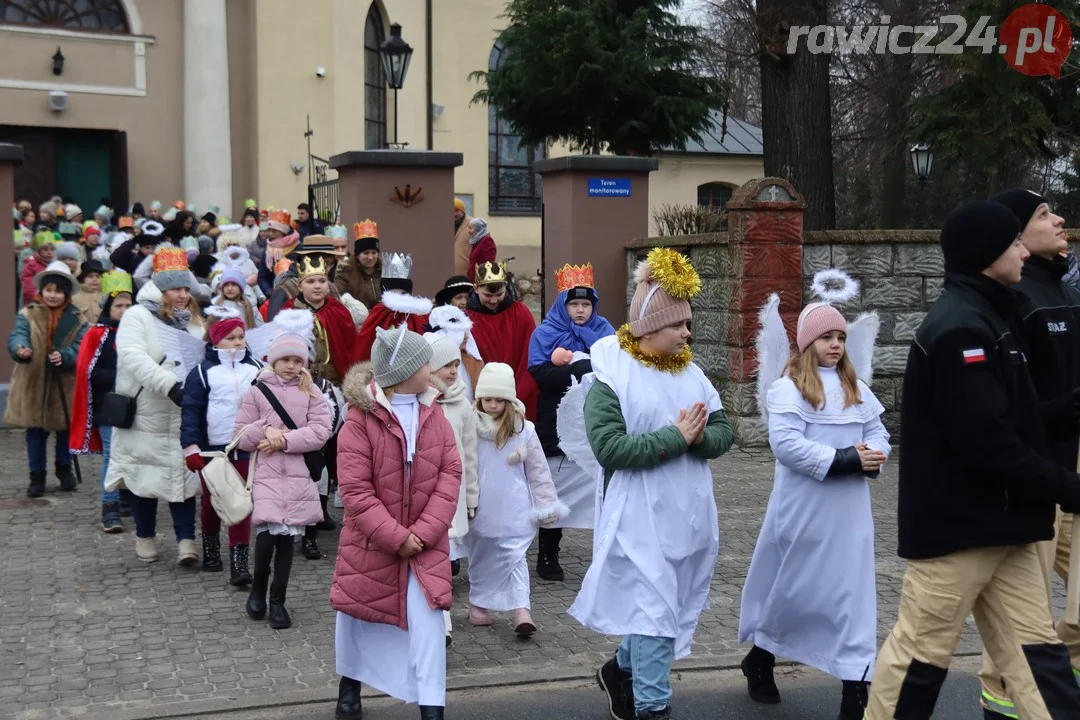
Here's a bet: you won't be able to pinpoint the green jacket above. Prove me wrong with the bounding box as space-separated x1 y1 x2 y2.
584 380 734 495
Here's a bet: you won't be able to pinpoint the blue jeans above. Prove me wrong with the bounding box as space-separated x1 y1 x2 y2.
131 495 196 541
99 426 117 504
617 634 676 715
25 428 70 474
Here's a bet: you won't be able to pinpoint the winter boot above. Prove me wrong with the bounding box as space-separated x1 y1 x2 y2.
26 470 46 498
742 645 781 704
267 584 292 630
597 655 635 720
838 680 869 720
101 502 123 533
418 706 444 720
316 494 337 531
230 545 253 586
118 489 134 516
636 708 672 719
202 534 223 572
301 526 321 559
451 559 461 576
56 463 77 491
335 676 363 720
536 527 565 581
247 545 269 621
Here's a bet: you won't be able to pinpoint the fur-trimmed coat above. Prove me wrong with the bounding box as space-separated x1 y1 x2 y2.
330 363 461 629
431 375 479 539
4 302 87 430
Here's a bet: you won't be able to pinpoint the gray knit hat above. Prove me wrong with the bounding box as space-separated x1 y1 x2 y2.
372 325 433 387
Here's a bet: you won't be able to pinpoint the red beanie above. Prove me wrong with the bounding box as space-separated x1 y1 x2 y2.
209 317 245 347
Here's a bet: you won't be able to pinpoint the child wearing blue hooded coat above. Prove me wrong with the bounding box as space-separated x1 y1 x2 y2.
527 262 615 581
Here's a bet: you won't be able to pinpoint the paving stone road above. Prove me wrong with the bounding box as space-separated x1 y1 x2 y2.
0 435 1028 719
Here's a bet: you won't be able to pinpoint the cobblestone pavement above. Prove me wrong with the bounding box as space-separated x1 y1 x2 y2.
0 435 1003 719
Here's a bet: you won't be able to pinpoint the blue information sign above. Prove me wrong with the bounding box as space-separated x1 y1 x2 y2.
587 177 632 197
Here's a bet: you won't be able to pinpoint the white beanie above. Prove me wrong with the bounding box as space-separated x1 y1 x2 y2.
475 362 517 402
424 333 461 371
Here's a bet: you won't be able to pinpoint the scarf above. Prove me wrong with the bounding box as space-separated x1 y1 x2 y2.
37 297 71 354
469 219 489 246
528 289 615 367
389 392 420 463
265 231 300 270
141 297 192 329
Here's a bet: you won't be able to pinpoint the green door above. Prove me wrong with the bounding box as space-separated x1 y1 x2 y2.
55 133 111 214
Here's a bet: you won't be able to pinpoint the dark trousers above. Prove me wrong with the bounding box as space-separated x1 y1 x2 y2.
26 428 70 473
131 495 197 541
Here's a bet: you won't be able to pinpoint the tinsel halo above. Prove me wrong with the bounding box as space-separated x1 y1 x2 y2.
616 324 694 373
640 247 701 300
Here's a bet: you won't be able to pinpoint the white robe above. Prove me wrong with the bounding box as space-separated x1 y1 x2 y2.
738 367 890 681
569 335 722 659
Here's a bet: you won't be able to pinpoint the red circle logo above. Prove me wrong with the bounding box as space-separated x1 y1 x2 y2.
999 4 1073 77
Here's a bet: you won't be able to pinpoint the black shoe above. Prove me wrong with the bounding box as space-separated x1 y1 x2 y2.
537 527 565 581
118 489 134 516
451 559 460 577
301 535 321 560
742 646 780 704
597 656 635 720
316 494 337 531
27 470 46 498
246 581 267 621
335 676 363 720
637 709 672 719
102 502 123 533
268 585 291 629
202 534 223 572
839 680 869 720
419 706 444 720
230 545 252 587
56 464 77 491
983 709 1012 720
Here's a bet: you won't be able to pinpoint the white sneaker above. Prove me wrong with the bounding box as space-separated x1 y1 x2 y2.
135 536 158 563
177 538 198 566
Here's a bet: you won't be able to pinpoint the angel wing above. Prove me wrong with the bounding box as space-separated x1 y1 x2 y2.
845 312 880 384
244 322 277 364
157 324 209 384
556 373 601 483
755 293 792 426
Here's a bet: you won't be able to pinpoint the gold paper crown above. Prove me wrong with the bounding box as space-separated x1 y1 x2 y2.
101 270 133 297
152 247 189 274
474 260 509 286
268 209 292 226
555 263 595 293
296 255 329 281
353 219 378 240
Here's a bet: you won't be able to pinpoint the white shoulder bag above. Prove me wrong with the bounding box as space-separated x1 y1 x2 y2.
200 428 258 527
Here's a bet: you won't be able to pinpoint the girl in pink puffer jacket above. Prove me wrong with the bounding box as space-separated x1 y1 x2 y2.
233 330 332 631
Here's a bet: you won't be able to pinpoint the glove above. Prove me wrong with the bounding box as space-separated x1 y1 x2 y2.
185 454 206 472
168 383 183 407
826 446 863 477
569 358 593 380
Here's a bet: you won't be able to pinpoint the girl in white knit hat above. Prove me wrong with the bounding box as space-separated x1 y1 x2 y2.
738 270 890 720
465 362 566 637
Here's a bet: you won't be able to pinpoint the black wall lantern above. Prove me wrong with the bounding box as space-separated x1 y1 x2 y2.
52 46 64 76
378 23 414 148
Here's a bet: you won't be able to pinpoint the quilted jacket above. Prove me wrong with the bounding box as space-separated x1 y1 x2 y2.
330 363 462 629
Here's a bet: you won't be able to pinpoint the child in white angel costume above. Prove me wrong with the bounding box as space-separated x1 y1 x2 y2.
738 268 891 720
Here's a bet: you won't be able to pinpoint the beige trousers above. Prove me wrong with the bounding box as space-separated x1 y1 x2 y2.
979 511 1080 717
866 544 1080 720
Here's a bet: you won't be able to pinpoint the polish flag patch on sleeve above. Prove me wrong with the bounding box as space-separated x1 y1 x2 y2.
962 348 987 364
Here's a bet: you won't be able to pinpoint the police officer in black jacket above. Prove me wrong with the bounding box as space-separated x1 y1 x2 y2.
866 201 1080 720
979 189 1080 718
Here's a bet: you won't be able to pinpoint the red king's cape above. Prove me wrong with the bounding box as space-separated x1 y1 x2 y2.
467 300 538 420
282 296 360 380
355 302 430 362
70 325 111 454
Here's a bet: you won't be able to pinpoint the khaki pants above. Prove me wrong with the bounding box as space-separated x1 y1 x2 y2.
980 511 1080 717
865 544 1080 720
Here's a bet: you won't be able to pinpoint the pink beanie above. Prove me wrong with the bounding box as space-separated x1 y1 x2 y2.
268 333 310 366
796 303 848 352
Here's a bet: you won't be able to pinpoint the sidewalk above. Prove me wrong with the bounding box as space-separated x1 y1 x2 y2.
0 437 996 719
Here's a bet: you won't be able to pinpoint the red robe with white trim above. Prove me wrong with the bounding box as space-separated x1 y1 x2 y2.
467 299 539 420
69 325 112 455
354 292 433 362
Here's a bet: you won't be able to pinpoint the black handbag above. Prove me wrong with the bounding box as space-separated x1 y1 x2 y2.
255 383 326 482
96 388 143 429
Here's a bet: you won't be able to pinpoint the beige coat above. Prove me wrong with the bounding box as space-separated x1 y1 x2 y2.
431 375 479 539
454 214 474 277
74 288 101 325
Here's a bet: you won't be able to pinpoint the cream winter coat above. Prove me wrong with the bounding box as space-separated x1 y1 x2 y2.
432 375 479 539
104 281 203 503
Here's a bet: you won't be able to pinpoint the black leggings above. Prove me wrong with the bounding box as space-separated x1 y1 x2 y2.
252 531 294 590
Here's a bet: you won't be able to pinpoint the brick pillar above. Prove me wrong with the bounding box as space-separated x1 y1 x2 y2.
0 143 22 392
723 178 806 445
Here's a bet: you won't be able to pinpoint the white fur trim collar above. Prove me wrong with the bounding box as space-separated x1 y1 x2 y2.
381 290 433 316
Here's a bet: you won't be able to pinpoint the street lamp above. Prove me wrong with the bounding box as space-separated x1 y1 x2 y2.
909 143 934 185
379 23 414 148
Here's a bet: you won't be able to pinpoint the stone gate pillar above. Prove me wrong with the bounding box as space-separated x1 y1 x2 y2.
723 178 806 445
0 143 22 390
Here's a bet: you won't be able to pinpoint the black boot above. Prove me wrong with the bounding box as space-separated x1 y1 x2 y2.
247 533 273 620
268 584 291 629
742 645 780 704
230 545 252 587
301 526 321 559
316 494 336 531
118 489 134 516
451 559 461 577
335 676 363 720
27 470 46 498
636 709 672 719
202 534 223 572
101 502 123 533
597 655 635 720
418 706 444 720
56 463 77 491
536 527 565 581
838 680 869 720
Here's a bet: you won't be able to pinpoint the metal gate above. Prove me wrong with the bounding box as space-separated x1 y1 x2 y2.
307 154 339 225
